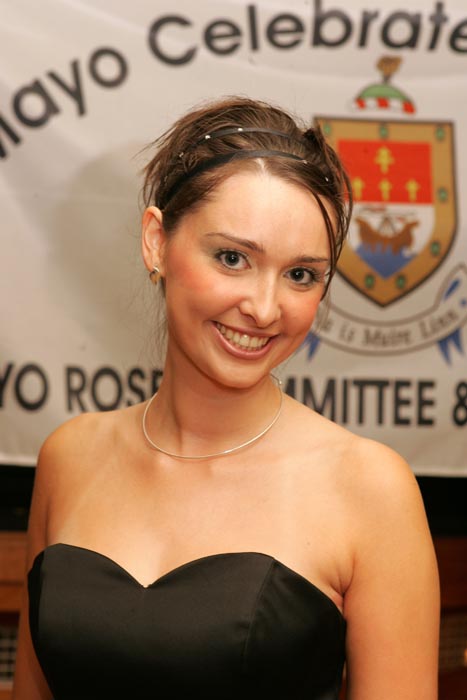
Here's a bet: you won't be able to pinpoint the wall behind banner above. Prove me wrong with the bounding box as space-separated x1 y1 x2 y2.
1 0 466 475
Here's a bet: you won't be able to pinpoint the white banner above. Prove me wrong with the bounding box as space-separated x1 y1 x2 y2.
1 0 466 475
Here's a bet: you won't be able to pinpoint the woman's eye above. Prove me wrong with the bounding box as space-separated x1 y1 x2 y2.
287 268 317 285
216 250 248 269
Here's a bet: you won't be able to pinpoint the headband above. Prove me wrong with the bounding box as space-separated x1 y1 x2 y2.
158 126 326 209
179 126 309 156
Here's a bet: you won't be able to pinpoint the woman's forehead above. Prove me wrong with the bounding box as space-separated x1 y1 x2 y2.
205 171 332 228
204 169 323 211
174 171 332 256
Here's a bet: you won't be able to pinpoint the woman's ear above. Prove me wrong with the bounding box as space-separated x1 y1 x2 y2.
141 206 167 275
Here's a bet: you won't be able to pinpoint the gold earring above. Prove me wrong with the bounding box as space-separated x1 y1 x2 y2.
149 266 161 285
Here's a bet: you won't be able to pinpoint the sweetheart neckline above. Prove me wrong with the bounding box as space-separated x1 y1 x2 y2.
30 542 345 621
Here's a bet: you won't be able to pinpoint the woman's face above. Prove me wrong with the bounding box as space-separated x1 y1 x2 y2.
145 171 331 389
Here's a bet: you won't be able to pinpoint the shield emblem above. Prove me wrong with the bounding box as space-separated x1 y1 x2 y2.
315 118 457 306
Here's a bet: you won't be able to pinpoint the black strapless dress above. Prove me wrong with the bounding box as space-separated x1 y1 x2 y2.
28 543 346 699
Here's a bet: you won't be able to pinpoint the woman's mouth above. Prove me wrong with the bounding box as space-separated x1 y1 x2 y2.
215 322 271 352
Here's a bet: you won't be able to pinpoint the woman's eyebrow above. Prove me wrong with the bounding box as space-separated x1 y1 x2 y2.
205 232 330 264
205 232 265 252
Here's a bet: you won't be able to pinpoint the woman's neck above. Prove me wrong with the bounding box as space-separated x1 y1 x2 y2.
145 357 281 458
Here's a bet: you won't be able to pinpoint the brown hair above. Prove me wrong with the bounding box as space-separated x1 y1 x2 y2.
142 96 352 296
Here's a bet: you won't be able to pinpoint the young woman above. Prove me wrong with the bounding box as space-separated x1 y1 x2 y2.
13 97 439 700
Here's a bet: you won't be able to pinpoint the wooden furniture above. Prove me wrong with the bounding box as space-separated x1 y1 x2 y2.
1 533 466 699
0 531 27 698
434 538 467 699
0 533 26 615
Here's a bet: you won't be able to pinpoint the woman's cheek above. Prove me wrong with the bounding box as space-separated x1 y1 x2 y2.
294 294 321 326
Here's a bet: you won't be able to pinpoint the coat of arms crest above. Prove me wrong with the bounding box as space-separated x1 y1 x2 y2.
316 57 457 307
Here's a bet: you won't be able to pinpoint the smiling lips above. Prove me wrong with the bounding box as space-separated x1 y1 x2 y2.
215 322 272 352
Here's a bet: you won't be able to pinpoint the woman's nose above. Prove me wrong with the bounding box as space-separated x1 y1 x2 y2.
238 275 281 328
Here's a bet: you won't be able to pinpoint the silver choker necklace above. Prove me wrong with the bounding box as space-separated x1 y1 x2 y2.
142 377 283 460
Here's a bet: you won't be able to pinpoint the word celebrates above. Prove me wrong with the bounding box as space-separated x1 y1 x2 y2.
147 1 467 65
2 2 466 161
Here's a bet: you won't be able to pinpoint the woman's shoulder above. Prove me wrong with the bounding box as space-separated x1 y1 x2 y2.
285 393 419 503
38 411 104 466
36 405 141 487
26 405 144 567
323 424 425 538
288 399 430 573
40 404 140 455
342 434 421 518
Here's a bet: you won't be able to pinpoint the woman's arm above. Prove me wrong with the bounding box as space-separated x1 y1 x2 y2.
12 434 61 700
13 589 52 699
344 440 439 700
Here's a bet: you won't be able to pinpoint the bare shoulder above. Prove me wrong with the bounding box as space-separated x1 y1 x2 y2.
286 394 420 500
38 404 141 473
341 436 435 570
40 409 119 455
36 412 107 491
291 395 435 567
26 406 140 568
330 423 425 531
284 395 431 557
287 405 441 697
341 436 439 697
36 405 145 502
347 432 418 486
342 434 437 589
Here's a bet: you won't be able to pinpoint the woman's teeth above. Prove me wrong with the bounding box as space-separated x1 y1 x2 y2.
216 323 270 351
